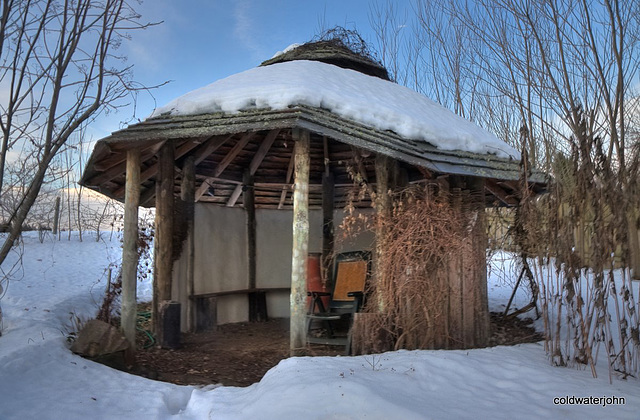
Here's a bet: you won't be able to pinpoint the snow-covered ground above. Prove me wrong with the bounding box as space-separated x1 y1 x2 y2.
0 232 638 419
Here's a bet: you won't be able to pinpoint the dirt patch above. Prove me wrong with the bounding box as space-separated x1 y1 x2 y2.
130 312 542 387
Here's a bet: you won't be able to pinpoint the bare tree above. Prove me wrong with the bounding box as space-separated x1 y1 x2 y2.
372 0 640 377
0 0 157 270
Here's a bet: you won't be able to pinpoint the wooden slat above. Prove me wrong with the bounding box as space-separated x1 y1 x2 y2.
192 287 291 299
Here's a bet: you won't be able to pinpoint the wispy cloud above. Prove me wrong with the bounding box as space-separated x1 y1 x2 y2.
233 0 267 60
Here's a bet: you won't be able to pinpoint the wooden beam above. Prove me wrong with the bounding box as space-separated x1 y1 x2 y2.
323 136 330 176
153 142 175 342
244 170 256 291
485 179 518 206
195 132 255 201
121 149 140 350
322 171 335 289
466 177 489 347
278 149 296 209
352 147 369 182
227 129 279 207
373 154 392 313
112 140 200 197
244 169 266 322
181 156 196 331
226 185 244 207
250 129 280 174
290 128 310 355
193 134 234 166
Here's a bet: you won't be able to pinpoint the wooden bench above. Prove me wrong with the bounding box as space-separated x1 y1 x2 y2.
191 287 290 330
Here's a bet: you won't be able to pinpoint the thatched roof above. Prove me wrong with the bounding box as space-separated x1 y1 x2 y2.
80 41 546 209
260 39 390 81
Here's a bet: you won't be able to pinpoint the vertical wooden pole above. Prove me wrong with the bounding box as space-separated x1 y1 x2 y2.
181 156 196 331
374 154 391 312
321 171 335 288
467 176 489 347
245 169 266 321
448 177 463 348
153 142 175 339
245 169 256 291
290 128 310 356
121 149 140 349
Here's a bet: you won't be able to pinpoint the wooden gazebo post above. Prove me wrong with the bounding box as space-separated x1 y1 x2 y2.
153 142 175 346
181 156 196 331
121 149 140 349
290 128 310 356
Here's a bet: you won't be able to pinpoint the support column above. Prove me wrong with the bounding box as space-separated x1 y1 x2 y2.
321 171 335 288
121 149 140 349
466 176 489 347
290 128 310 356
153 142 175 344
245 169 266 321
374 154 391 312
447 176 489 348
181 156 196 331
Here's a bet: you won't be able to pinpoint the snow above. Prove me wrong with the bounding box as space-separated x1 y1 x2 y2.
150 60 518 159
0 233 638 419
270 43 302 59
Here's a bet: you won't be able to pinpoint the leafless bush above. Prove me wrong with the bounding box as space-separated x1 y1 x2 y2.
346 185 468 353
517 113 640 380
96 219 154 324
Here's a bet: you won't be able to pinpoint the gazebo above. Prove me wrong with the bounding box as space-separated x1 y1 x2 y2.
81 40 545 355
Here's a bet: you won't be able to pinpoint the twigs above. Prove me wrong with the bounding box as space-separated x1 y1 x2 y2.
516 110 640 379
345 184 468 352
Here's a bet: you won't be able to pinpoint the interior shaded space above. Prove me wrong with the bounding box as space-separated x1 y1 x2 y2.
130 313 542 387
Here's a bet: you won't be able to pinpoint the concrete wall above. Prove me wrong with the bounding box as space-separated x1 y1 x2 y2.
172 203 374 330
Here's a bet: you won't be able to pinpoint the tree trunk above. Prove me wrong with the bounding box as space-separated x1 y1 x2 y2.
52 196 61 235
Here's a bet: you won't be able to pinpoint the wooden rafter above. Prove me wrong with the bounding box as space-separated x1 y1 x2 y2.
278 148 296 209
112 140 200 198
195 132 256 201
227 129 280 207
193 134 234 166
485 179 518 206
352 146 369 182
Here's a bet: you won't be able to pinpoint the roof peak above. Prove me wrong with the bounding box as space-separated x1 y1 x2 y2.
260 39 391 81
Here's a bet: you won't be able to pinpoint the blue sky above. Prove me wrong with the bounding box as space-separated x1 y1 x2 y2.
89 0 400 140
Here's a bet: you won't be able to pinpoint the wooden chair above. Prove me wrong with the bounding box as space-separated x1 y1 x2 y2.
306 251 371 354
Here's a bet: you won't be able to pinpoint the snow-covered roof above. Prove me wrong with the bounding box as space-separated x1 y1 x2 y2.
151 60 518 159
